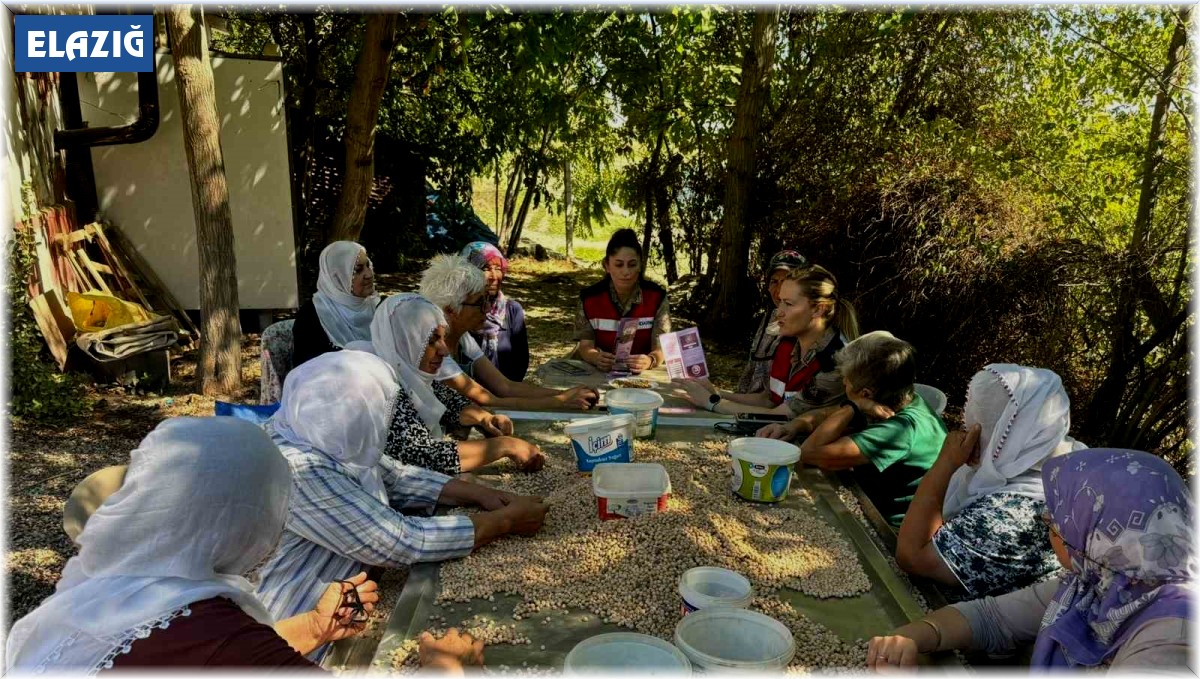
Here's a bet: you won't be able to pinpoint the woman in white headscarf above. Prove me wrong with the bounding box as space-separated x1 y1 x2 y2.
349 293 545 473
896 364 1085 598
255 350 549 640
5 417 379 673
292 241 380 368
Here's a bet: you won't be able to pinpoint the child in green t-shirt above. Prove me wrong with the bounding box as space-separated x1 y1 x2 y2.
797 331 948 526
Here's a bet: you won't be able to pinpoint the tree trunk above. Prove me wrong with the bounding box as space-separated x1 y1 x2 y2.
706 7 780 334
328 14 399 243
166 6 243 396
642 130 666 259
563 158 575 258
504 127 553 257
656 178 678 284
501 156 525 242
505 169 539 257
1083 8 1190 444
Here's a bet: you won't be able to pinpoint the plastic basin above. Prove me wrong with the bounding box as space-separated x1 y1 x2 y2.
678 567 753 616
606 388 665 439
564 413 636 473
592 462 671 520
673 607 794 672
564 632 692 675
728 438 801 503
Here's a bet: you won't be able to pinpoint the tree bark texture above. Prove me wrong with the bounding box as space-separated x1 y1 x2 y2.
563 158 575 258
329 14 399 243
505 127 552 257
1083 7 1190 447
707 8 780 333
166 5 243 396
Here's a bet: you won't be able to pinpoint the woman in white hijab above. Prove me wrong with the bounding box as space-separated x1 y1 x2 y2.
349 293 545 473
896 364 1085 598
255 350 549 640
292 241 380 368
5 417 379 673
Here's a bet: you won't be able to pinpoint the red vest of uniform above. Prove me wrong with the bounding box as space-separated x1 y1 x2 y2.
767 335 844 405
580 279 667 355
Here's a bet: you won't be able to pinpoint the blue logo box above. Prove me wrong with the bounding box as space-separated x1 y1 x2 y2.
15 15 153 73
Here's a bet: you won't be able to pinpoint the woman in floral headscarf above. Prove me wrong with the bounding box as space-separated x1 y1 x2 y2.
460 241 529 382
867 448 1191 671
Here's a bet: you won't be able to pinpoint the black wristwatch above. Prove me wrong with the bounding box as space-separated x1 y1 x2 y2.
707 392 722 412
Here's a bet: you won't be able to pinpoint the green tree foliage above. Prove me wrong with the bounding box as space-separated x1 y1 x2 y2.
212 7 1190 469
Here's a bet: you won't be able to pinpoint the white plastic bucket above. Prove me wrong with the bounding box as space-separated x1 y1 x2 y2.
564 633 692 675
728 438 801 503
914 383 948 416
592 463 671 520
678 567 753 616
606 388 665 439
565 414 636 473
673 607 795 672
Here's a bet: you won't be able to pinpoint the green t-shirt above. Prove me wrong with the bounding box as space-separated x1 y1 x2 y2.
849 394 947 527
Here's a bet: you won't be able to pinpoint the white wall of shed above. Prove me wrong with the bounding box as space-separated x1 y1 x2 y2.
80 50 297 310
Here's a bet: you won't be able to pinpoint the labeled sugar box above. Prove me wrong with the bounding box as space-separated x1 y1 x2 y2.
674 607 795 672
677 567 753 616
728 438 801 503
605 388 664 439
565 414 636 473
592 462 671 520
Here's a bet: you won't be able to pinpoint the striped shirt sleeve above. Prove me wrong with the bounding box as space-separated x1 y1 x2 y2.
378 455 452 511
287 461 475 567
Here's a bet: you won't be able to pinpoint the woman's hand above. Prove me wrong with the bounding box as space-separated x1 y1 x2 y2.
866 635 919 672
419 628 484 674
626 354 653 373
673 378 716 407
499 496 550 535
476 487 518 511
848 390 895 422
476 412 514 437
555 386 600 410
939 424 982 468
309 571 379 645
590 348 617 372
489 437 545 471
757 422 796 441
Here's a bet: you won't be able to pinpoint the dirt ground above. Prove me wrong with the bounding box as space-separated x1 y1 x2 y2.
5 258 750 626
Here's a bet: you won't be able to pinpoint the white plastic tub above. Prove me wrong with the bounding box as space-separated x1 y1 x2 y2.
592 463 671 520
673 607 795 672
678 567 753 616
728 438 801 503
564 633 692 675
565 414 636 473
606 388 665 439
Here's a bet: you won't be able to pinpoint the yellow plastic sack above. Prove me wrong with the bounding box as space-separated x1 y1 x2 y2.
66 291 155 333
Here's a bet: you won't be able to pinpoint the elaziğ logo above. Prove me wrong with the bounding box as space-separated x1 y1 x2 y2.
15 15 153 73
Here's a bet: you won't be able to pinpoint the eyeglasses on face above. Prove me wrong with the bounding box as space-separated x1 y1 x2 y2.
461 295 496 310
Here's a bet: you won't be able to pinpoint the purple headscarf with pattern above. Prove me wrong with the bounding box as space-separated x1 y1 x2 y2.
1033 448 1191 667
460 242 509 363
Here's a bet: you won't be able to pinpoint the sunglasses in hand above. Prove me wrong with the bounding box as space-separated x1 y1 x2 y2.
336 579 370 625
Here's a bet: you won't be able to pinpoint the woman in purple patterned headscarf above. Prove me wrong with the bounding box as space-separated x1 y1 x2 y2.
460 242 529 382
1031 448 1191 667
865 448 1191 672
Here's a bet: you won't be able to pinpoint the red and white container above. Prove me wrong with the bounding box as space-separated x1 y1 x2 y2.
591 463 671 520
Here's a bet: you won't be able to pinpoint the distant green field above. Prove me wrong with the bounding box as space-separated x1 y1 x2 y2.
469 176 693 278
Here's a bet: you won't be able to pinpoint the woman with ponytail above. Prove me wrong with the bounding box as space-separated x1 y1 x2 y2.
679 265 859 430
